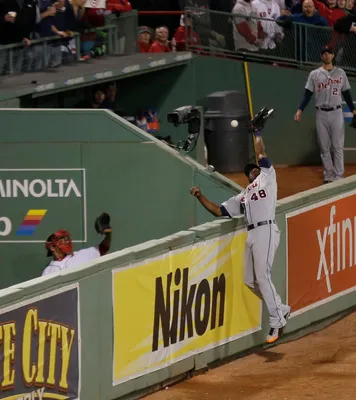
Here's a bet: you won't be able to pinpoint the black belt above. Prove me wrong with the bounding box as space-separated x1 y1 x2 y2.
247 220 275 231
316 105 341 112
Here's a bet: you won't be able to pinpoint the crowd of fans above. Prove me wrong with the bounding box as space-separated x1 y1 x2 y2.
132 0 356 68
0 0 132 74
230 0 356 64
1 0 354 74
137 14 200 53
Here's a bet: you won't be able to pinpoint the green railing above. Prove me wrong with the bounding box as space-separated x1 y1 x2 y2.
105 10 139 55
184 7 355 73
0 11 138 76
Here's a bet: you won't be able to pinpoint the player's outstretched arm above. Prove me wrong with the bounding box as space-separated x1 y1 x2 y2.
253 128 268 161
190 186 223 217
250 107 275 162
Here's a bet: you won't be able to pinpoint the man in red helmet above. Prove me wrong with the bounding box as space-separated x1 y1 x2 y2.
42 213 112 276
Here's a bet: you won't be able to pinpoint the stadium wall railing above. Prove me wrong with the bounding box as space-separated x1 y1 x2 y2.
1 174 356 399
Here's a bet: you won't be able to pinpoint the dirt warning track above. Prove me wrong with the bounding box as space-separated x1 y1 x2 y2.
145 312 356 400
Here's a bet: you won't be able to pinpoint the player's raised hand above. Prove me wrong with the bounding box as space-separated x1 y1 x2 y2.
190 186 201 198
294 110 302 122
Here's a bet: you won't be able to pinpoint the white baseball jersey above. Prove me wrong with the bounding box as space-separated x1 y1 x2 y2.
220 159 277 225
232 0 259 52
305 67 350 108
252 0 283 50
42 247 100 276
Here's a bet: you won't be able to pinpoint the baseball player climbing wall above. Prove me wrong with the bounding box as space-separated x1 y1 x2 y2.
295 46 356 184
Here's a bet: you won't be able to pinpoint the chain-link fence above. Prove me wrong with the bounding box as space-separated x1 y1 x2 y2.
184 7 356 72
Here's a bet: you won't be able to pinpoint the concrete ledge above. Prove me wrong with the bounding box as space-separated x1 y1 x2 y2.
210 216 245 234
164 231 196 249
188 222 223 238
133 238 173 260
277 175 356 214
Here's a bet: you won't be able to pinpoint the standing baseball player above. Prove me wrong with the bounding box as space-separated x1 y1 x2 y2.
294 45 356 184
190 107 290 344
42 212 112 276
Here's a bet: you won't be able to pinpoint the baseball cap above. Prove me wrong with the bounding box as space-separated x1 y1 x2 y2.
138 26 150 35
321 45 334 54
244 163 260 177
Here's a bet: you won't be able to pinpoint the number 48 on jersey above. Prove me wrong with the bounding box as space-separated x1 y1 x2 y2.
251 189 267 201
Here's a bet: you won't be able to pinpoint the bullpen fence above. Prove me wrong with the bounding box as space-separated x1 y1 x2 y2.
1 174 356 399
184 7 356 73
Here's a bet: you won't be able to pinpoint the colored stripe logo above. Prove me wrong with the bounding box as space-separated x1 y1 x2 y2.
16 209 47 236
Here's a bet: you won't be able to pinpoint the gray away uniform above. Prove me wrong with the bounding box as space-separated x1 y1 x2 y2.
220 158 290 329
304 67 351 181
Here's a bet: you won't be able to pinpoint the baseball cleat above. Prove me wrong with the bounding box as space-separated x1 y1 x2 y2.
266 327 283 344
266 310 290 344
250 107 274 131
283 306 291 322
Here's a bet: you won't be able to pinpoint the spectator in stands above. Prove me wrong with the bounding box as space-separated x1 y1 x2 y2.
278 0 329 24
311 0 346 26
36 0 71 69
149 25 172 52
333 0 356 66
0 0 41 74
91 88 106 108
253 0 284 53
173 14 200 51
285 0 303 14
232 0 261 52
334 1 356 28
102 82 117 110
76 88 107 108
37 0 57 38
106 0 132 14
345 0 355 13
85 0 131 27
278 0 330 62
138 26 152 52
65 0 90 34
85 0 111 28
275 0 292 14
180 0 226 49
65 0 92 58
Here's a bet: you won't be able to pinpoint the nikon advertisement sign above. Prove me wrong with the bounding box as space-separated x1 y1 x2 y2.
0 284 80 400
112 231 262 385
0 169 86 243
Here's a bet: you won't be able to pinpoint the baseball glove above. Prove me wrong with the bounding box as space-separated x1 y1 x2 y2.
94 212 112 234
350 115 356 129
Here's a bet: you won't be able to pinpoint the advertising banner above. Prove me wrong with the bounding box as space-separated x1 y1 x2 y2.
286 190 356 317
0 168 86 243
0 284 80 400
112 230 262 385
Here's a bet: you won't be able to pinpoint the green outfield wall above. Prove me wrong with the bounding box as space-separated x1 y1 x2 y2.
0 108 242 289
1 174 356 400
15 54 356 166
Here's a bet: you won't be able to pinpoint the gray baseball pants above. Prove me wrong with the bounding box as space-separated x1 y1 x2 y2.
243 224 290 329
316 108 345 182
